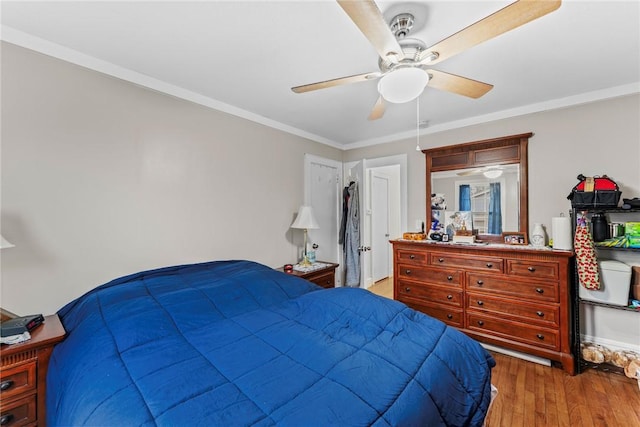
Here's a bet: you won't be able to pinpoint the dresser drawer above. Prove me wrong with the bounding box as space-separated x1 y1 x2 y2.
400 297 463 327
430 253 504 273
0 393 37 426
507 259 559 280
0 361 36 401
466 313 560 350
307 271 335 288
397 265 462 286
396 249 428 265
467 273 559 302
466 293 559 327
398 281 463 307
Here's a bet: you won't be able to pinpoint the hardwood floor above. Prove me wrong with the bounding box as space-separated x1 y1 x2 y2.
368 277 393 299
487 352 640 426
368 278 640 426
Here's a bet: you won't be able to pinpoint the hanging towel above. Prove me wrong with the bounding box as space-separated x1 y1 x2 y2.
574 216 600 290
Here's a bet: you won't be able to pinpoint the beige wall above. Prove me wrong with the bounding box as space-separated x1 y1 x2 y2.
345 93 640 351
1 43 341 314
2 41 639 350
345 94 640 236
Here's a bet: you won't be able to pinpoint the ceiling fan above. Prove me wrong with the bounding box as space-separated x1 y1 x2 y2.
291 0 561 120
457 165 505 178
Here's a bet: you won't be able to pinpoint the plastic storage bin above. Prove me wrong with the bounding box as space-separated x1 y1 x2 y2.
579 260 632 306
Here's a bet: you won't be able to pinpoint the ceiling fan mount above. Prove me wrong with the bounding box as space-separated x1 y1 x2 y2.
389 13 415 39
291 0 561 121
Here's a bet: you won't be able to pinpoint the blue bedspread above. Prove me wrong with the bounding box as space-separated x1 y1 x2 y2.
48 260 494 426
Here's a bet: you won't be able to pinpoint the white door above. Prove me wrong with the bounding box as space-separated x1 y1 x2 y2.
371 170 390 283
304 155 341 282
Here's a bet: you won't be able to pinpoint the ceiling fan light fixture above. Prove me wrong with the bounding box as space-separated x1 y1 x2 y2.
378 67 429 104
483 169 503 179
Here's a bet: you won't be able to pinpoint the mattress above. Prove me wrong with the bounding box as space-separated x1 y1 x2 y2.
47 260 495 426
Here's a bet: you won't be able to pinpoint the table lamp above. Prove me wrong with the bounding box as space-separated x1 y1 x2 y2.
290 205 319 266
0 234 15 249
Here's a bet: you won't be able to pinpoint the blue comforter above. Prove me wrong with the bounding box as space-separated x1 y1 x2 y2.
48 260 494 426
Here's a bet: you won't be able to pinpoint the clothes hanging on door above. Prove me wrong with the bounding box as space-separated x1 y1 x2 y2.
342 181 361 287
339 184 350 248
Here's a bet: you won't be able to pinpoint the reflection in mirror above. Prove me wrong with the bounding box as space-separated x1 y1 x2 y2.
431 164 520 236
424 133 530 243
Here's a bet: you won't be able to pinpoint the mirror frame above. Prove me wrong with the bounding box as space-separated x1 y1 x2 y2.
424 133 531 243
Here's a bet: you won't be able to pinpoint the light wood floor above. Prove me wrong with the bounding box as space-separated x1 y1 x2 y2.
368 277 640 426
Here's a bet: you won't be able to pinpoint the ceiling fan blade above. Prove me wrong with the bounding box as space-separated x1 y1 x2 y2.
457 169 482 176
368 96 386 120
337 0 405 63
423 0 561 65
426 69 493 99
291 71 381 94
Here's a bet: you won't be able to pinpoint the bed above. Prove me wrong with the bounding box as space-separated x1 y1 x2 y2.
47 260 495 426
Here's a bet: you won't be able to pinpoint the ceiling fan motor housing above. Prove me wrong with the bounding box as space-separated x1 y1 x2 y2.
378 38 426 72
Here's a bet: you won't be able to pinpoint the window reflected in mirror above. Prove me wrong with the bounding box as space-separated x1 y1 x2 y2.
431 164 520 236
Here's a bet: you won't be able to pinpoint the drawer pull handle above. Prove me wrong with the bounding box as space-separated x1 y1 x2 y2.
477 320 484 326
535 288 544 294
438 258 444 263
536 311 544 317
486 263 493 268
476 280 484 286
0 380 14 391
0 414 14 426
405 287 411 292
528 266 536 272
405 269 411 275
447 294 453 300
447 314 453 319
536 334 545 340
477 300 484 306
409 254 416 259
447 275 453 281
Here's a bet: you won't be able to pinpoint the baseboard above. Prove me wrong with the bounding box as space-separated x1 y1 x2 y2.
481 343 551 367
581 334 640 353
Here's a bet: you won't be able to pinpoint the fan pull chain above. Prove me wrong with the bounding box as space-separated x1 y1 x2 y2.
415 97 421 151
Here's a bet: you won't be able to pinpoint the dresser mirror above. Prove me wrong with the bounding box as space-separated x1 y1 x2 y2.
424 133 531 243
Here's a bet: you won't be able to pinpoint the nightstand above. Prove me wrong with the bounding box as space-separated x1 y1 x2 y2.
1 314 66 426
278 262 339 289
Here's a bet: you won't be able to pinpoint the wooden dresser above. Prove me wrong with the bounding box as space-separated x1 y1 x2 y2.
392 240 575 374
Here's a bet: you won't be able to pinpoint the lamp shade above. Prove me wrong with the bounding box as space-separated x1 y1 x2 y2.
483 169 503 179
0 234 15 249
291 206 319 230
378 67 429 104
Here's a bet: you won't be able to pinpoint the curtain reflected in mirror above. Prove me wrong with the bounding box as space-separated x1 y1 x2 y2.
433 165 519 236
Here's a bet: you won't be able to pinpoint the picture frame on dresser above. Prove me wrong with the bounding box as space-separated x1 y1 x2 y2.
503 232 528 245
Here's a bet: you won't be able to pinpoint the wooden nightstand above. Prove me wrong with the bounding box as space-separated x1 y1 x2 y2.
278 262 339 289
1 314 66 426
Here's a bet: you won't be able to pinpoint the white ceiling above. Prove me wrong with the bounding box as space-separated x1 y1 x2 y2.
1 1 639 149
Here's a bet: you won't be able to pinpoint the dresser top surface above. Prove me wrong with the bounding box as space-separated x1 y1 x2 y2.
391 239 574 258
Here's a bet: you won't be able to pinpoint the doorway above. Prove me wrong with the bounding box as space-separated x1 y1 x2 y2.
344 155 406 289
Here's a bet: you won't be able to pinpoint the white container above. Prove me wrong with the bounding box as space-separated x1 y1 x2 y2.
579 260 632 306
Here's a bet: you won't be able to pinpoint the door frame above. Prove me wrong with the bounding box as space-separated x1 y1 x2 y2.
344 154 407 288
